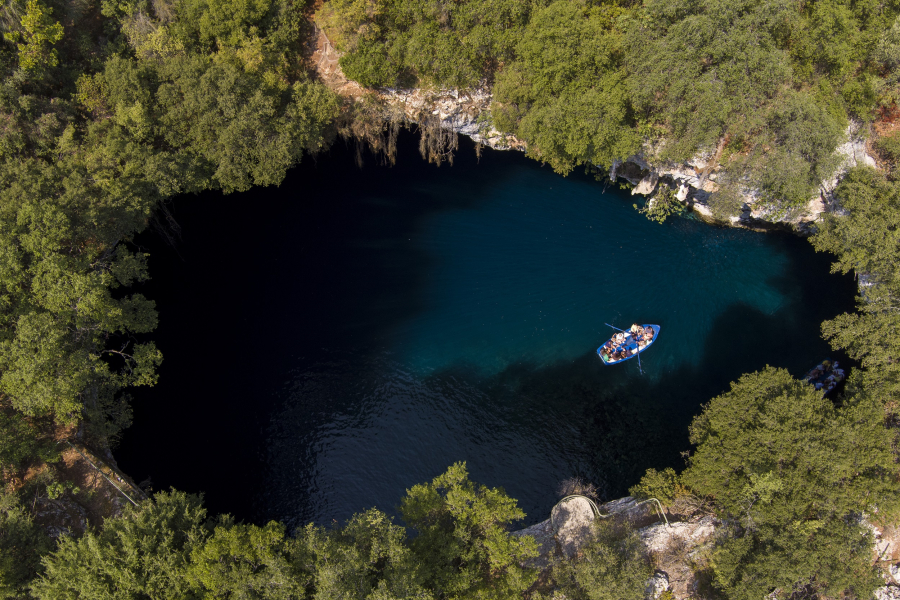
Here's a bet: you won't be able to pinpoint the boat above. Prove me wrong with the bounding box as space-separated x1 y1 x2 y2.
803 359 845 395
597 324 660 365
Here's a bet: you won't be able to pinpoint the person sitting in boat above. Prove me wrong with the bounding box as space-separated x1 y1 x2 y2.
630 323 643 338
614 332 626 344
643 327 654 342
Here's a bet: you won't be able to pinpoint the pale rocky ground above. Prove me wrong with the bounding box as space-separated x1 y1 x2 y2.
516 496 900 600
513 496 720 600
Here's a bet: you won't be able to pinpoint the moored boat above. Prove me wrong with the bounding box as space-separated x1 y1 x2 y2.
597 324 660 365
804 359 845 395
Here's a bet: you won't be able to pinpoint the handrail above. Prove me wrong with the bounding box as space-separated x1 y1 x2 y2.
64 441 140 507
550 494 670 532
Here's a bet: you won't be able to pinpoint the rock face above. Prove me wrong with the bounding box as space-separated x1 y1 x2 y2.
311 26 877 233
608 122 877 233
551 496 597 557
379 87 524 151
514 496 717 599
639 516 717 554
375 85 875 233
645 571 670 600
379 84 876 232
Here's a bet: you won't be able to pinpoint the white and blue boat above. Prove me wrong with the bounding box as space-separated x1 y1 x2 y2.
597 324 660 365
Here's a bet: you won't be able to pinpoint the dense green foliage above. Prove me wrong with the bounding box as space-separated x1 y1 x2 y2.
399 462 538 600
671 366 895 598
31 464 535 600
317 0 545 88
550 520 651 600
0 0 340 442
322 0 899 207
0 490 50 599
811 167 900 403
491 1 639 175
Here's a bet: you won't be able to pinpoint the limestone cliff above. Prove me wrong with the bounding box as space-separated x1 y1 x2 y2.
518 495 900 600
310 28 877 234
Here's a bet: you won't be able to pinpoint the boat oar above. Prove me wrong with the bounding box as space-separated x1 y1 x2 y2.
604 323 626 332
637 347 644 376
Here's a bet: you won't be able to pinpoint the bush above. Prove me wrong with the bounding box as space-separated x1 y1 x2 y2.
32 490 209 599
875 132 900 169
628 467 684 506
0 490 50 599
552 519 651 600
634 185 685 224
707 185 746 222
400 462 538 600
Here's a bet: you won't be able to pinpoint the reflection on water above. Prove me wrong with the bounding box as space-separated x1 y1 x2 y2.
117 132 857 527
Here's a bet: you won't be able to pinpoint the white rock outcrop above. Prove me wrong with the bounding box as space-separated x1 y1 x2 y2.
379 83 877 233
645 571 670 600
379 86 524 151
639 516 717 554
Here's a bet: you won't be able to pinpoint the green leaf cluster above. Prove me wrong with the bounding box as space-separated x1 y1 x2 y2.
318 0 546 88
811 167 900 402
399 461 538 600
32 465 537 600
0 490 51 600
550 519 651 600
681 366 896 599
633 185 685 224
492 1 640 174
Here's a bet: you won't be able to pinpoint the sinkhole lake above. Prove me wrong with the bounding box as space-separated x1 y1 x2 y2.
118 132 858 529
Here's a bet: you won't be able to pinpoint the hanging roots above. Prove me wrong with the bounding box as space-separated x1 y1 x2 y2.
335 93 403 168
415 109 458 167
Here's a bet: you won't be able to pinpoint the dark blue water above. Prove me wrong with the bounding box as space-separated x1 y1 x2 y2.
118 132 857 529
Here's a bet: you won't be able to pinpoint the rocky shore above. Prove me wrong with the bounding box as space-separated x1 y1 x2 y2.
376 84 877 234
309 25 880 235
519 495 900 600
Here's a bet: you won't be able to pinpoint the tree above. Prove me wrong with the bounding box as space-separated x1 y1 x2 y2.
190 520 309 600
0 490 51 599
551 519 650 600
319 0 542 88
493 1 640 174
683 367 896 599
399 462 538 600
32 490 209 600
811 167 900 402
5 0 64 72
299 509 431 600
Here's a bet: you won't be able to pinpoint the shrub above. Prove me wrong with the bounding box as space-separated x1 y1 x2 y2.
552 519 651 600
628 467 684 506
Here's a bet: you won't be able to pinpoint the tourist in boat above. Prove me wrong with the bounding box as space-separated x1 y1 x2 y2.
643 327 654 342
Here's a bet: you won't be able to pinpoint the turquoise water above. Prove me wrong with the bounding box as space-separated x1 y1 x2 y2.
118 133 857 528
389 169 787 374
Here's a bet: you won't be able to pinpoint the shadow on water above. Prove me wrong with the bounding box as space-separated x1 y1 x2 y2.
117 129 857 529
117 131 534 519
